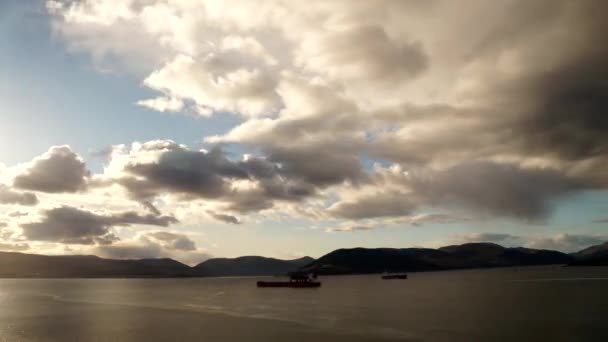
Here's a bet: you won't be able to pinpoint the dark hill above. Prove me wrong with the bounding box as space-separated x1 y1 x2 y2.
1 241 602 278
194 256 314 276
569 242 608 266
301 243 574 275
0 252 192 278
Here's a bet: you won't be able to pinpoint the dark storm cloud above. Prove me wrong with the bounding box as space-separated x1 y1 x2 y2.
370 0 608 185
268 145 363 187
21 206 178 245
14 146 89 193
44 0 608 226
332 158 587 221
108 142 349 213
471 0 608 163
207 211 240 224
330 160 582 221
328 192 416 219
500 18 608 165
409 161 582 221
121 147 245 200
0 185 38 206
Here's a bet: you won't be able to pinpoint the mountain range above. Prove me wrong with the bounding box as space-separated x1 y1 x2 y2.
568 242 608 266
193 256 314 276
300 243 574 275
0 242 606 278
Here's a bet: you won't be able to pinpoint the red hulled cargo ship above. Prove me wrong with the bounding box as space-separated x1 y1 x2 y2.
257 272 321 288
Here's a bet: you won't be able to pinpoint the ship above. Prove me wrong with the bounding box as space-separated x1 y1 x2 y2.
257 272 321 288
381 272 408 280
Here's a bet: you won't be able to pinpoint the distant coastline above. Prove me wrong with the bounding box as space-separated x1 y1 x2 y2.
0 241 607 279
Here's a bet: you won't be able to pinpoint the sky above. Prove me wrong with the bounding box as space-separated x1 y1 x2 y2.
0 0 607 265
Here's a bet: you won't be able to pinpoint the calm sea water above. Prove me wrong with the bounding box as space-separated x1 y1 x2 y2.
1 266 607 341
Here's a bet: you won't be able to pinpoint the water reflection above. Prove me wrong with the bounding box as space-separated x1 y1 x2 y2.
0 266 607 341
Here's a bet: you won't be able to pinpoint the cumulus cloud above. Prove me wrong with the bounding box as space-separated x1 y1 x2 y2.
326 224 374 233
141 54 281 117
147 231 196 251
8 211 30 218
0 242 30 252
0 185 38 206
42 0 608 226
296 25 428 84
326 160 581 222
97 140 338 214
328 192 416 220
407 161 582 221
93 231 210 265
21 206 178 245
14 146 89 193
397 213 471 227
136 96 184 113
207 211 240 224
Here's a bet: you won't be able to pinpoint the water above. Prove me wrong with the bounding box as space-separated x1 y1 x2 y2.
1 266 607 341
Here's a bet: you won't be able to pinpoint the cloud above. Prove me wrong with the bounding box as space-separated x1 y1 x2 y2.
457 233 525 246
408 161 582 221
325 224 374 233
207 211 240 224
0 185 38 206
325 212 469 233
327 160 580 222
328 192 416 219
527 233 608 253
21 206 178 245
8 211 30 218
141 54 281 117
136 96 185 113
141 201 161 216
296 24 428 83
398 213 471 226
97 140 337 213
13 146 89 193
117 144 248 200
146 231 196 251
0 242 30 252
44 0 608 227
93 231 210 266
474 2 608 165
